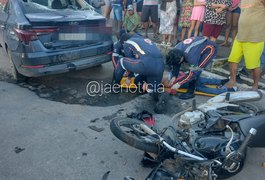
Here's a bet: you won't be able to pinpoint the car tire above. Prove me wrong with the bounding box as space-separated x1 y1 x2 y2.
7 49 27 82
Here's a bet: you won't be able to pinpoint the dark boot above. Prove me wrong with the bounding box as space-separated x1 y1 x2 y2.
179 80 195 100
179 91 195 99
154 93 170 114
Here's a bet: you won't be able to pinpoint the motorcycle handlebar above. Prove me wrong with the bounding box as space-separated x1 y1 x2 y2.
140 124 207 161
238 128 257 155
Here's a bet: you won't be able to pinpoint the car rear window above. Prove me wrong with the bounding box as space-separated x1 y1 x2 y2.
23 0 93 11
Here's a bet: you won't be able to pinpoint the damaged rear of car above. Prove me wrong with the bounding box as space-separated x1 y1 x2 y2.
0 0 113 81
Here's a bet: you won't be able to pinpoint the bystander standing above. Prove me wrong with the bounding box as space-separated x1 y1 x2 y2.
159 0 177 46
203 0 232 42
220 0 241 46
179 0 193 41
141 0 159 38
225 0 265 90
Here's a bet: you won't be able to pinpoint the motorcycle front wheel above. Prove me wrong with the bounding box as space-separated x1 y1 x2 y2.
110 118 160 153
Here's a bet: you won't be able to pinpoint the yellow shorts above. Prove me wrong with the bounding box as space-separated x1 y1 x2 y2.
228 40 264 69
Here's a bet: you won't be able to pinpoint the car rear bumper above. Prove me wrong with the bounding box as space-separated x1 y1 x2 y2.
17 54 112 77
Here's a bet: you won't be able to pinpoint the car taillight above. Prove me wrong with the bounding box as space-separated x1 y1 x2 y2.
13 28 59 45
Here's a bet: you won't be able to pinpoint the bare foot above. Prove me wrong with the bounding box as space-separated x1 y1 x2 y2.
220 41 228 47
225 80 236 88
252 85 259 91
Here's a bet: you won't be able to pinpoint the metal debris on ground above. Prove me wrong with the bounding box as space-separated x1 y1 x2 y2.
88 125 105 132
124 176 135 180
90 118 100 123
14 147 25 154
102 171 111 180
82 152 88 156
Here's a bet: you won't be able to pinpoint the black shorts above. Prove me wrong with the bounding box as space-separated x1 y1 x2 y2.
141 5 158 23
136 0 143 12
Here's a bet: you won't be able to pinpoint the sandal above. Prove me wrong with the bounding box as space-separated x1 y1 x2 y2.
161 41 166 45
219 85 238 92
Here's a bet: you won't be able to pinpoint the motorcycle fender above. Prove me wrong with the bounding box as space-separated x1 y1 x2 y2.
239 114 265 147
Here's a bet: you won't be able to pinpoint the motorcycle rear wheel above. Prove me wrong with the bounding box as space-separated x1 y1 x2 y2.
110 118 160 153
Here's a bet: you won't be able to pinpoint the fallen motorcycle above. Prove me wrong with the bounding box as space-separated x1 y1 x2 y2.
110 90 265 180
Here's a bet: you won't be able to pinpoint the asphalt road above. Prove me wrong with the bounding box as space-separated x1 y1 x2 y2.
1 47 265 180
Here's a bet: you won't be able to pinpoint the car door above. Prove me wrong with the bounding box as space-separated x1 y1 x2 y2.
0 0 8 47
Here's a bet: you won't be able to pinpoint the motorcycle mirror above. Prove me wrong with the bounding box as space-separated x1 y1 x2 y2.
225 92 230 102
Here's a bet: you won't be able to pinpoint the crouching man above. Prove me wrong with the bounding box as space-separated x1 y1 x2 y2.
166 36 221 99
112 33 169 113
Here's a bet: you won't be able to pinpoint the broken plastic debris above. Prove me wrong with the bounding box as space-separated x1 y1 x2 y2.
102 171 110 180
88 125 104 132
14 147 25 154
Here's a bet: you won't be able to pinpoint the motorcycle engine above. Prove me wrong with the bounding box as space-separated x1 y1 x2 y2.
179 110 205 127
194 136 228 159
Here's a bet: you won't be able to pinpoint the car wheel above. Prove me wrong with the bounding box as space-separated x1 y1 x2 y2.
7 50 27 82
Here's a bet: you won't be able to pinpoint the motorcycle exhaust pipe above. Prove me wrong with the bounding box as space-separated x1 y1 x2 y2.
238 128 257 155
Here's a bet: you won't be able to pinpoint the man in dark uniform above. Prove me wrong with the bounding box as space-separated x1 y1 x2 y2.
113 33 164 93
166 36 219 99
112 33 169 113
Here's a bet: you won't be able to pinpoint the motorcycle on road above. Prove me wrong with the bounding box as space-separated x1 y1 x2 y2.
110 90 265 179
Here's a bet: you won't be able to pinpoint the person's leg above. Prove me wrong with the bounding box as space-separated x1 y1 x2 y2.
114 59 126 84
180 27 186 41
134 74 147 90
261 48 265 79
112 6 119 37
202 23 213 40
173 14 179 41
141 5 150 37
104 0 112 19
198 76 222 85
226 62 238 88
152 22 157 37
231 11 240 46
150 5 158 37
226 39 244 88
210 36 217 42
179 79 196 99
194 20 201 37
196 84 227 94
210 25 223 42
243 41 264 90
117 6 123 37
252 68 261 90
220 12 232 46
161 34 166 44
188 20 196 38
167 34 172 45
